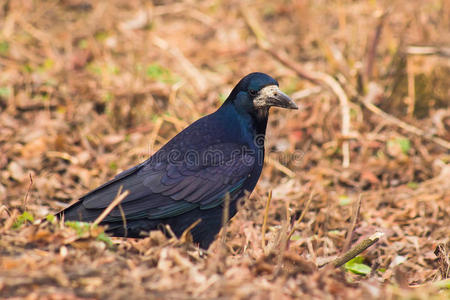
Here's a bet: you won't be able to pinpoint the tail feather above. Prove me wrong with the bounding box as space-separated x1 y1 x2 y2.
56 201 101 223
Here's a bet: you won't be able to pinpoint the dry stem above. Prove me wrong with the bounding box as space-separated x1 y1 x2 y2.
23 173 33 211
333 232 384 268
261 191 272 253
342 194 362 253
117 204 128 237
286 192 314 242
180 219 202 243
92 187 130 227
265 156 296 178
221 193 231 248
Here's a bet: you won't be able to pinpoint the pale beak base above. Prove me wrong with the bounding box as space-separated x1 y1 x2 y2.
254 85 298 110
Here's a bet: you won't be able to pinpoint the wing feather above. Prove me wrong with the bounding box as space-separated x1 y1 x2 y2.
78 143 255 220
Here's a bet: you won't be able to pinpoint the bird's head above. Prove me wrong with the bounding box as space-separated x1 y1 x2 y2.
227 72 298 113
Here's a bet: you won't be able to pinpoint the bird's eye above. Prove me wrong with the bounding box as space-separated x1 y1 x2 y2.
249 89 257 96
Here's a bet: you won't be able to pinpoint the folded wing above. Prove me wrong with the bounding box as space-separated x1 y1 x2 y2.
65 143 255 222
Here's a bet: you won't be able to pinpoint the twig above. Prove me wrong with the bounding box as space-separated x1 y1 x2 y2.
265 156 296 178
162 115 189 132
46 151 79 164
285 199 291 230
286 192 314 242
342 194 362 253
0 205 11 218
117 204 128 237
362 83 450 150
1 209 18 233
366 10 389 81
406 57 416 117
241 8 352 167
92 187 129 227
333 232 384 268
405 46 450 57
434 242 449 279
290 86 323 101
148 117 164 154
16 104 58 112
163 224 177 239
180 218 202 243
273 217 289 278
221 193 231 248
23 173 33 211
261 191 272 252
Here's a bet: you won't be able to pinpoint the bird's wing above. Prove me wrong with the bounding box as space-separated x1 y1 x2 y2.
78 143 255 221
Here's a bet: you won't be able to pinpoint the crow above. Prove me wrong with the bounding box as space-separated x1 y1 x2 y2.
58 72 298 249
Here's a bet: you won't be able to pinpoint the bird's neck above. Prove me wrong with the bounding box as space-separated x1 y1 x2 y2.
220 102 269 147
249 108 269 136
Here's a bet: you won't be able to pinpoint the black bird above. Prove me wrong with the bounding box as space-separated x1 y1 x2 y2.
58 72 297 249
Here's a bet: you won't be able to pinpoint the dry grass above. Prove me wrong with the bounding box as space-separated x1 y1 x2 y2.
1 0 449 299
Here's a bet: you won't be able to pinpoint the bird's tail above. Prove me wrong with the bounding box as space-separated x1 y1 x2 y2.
55 200 100 223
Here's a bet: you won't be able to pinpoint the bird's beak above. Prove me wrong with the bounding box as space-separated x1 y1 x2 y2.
254 85 298 110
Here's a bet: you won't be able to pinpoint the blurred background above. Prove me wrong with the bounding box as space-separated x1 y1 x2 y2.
0 0 449 299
